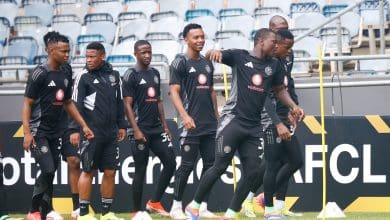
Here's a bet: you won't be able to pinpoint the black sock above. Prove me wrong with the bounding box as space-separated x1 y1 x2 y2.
101 198 113 215
72 194 80 210
79 200 90 216
30 194 43 212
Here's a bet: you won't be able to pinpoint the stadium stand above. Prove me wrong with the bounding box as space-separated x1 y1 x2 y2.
84 13 116 44
293 12 326 35
320 27 352 54
0 56 29 81
226 0 258 15
0 18 10 45
293 36 323 57
14 16 48 47
262 0 291 14
23 0 53 26
145 32 181 64
6 37 39 64
90 0 123 23
221 14 255 38
51 14 82 45
54 0 89 22
195 0 224 17
118 12 149 40
0 0 19 26
111 35 137 56
124 0 158 19
33 55 48 64
159 0 191 19
290 2 321 19
77 34 106 56
185 9 215 21
106 54 135 76
149 11 184 39
190 15 219 39
359 0 389 25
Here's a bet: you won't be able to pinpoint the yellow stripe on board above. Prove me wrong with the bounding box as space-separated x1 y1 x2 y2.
366 115 390 133
253 197 299 212
303 116 327 134
344 197 390 212
53 198 95 214
13 125 24 138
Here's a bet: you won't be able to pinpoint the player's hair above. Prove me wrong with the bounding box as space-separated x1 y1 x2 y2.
134 40 151 52
269 15 288 29
276 29 294 41
182 23 202 38
86 42 106 54
253 28 274 46
43 31 69 47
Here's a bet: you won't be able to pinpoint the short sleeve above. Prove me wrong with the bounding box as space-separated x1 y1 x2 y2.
122 68 136 98
61 64 73 100
207 59 214 87
24 67 46 99
221 49 240 67
272 60 286 87
169 56 186 85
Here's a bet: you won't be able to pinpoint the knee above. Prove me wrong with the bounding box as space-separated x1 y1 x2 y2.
178 160 195 173
103 169 116 179
67 156 81 170
164 159 176 172
291 159 303 172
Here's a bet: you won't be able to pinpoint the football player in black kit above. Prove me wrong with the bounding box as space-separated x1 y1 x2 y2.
22 32 94 220
122 40 176 220
70 42 127 220
185 28 304 220
169 23 219 219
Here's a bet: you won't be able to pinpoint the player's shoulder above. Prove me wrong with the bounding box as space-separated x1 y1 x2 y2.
30 64 48 81
122 68 137 82
171 54 187 69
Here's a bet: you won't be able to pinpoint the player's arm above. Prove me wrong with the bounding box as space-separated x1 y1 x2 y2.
169 57 195 129
158 99 172 139
206 49 235 66
22 97 35 151
115 74 126 141
64 100 94 140
264 96 290 140
210 88 219 119
273 85 304 121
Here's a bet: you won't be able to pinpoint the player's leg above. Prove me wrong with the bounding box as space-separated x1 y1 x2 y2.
198 134 219 218
186 117 241 220
129 135 150 216
170 137 199 219
60 132 81 219
146 132 176 216
78 139 98 219
223 135 263 219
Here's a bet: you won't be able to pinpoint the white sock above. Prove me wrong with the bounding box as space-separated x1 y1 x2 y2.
199 202 208 212
172 200 182 210
275 200 285 211
246 192 255 201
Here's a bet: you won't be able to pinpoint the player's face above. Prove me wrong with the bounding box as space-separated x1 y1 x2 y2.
262 33 277 56
135 44 152 67
185 28 205 52
51 42 70 65
274 39 294 58
86 49 105 70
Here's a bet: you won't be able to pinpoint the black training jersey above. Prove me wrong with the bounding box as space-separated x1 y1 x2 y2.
170 54 217 137
220 49 285 126
122 66 163 133
25 64 72 138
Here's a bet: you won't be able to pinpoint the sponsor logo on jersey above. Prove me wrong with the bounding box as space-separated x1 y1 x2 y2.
56 89 64 101
252 74 262 86
147 87 156 97
198 74 207 85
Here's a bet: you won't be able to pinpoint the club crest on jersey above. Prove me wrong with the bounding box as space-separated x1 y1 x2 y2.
284 75 288 86
252 74 263 86
265 66 273 76
64 78 69 88
205 64 211 73
154 75 159 84
56 89 64 101
147 87 156 97
198 74 207 85
109 75 116 85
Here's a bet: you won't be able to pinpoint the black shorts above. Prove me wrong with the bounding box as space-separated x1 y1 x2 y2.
60 130 79 161
129 131 174 161
31 136 61 173
80 137 119 172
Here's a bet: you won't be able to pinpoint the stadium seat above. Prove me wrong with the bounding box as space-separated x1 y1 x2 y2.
196 0 224 17
293 36 323 57
215 30 245 40
185 9 214 21
0 56 29 81
219 8 246 20
106 54 135 76
159 0 191 19
227 0 258 15
14 16 48 47
7 37 39 64
90 0 123 23
77 34 105 56
54 0 89 22
23 0 53 26
218 36 251 50
319 27 351 54
51 14 82 45
323 4 348 17
146 32 181 64
33 55 48 64
118 12 149 39
359 59 390 74
189 16 219 39
124 0 158 19
293 12 326 36
0 0 18 26
149 13 184 39
221 15 255 38
292 50 311 76
359 0 389 26
325 11 361 37
290 2 321 19
290 28 311 37
111 35 137 56
84 13 116 43
0 17 10 45
262 0 291 14
0 44 3 57
150 54 169 79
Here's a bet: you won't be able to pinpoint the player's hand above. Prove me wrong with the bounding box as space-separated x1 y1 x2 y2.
70 132 80 146
206 49 223 63
23 132 35 152
82 126 95 140
290 106 305 122
134 129 147 143
117 128 126 142
276 122 291 141
182 115 196 129
164 127 172 140
288 111 297 129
